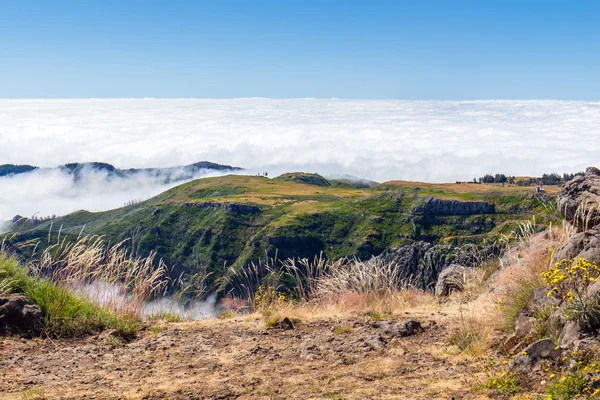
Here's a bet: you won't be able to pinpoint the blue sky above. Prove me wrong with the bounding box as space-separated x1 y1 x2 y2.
0 0 598 99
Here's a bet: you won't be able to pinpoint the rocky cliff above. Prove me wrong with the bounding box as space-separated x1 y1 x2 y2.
414 197 495 216
554 167 600 265
370 241 500 289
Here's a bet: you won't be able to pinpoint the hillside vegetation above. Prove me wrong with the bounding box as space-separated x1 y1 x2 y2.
8 173 559 294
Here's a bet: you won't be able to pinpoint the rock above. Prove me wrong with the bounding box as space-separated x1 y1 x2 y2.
372 319 422 337
514 311 536 338
0 294 45 337
557 167 600 231
513 339 562 372
435 264 468 297
415 197 495 216
552 229 600 266
586 282 600 301
372 241 500 290
558 321 581 348
531 287 561 310
277 317 295 331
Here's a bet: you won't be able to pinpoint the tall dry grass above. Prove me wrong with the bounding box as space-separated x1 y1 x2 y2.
225 252 428 317
28 234 170 316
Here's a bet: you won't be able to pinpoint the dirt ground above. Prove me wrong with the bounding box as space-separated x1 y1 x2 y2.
1 311 500 400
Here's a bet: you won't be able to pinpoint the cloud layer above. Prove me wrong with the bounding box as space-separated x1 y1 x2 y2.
1 99 599 220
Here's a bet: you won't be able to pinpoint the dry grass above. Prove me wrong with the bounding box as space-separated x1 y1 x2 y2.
383 180 561 195
447 308 494 356
29 234 170 316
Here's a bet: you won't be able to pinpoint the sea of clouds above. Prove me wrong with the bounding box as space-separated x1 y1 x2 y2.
1 98 599 222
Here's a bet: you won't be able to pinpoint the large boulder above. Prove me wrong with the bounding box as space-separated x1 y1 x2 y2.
434 264 468 297
0 294 45 337
552 229 600 265
513 338 563 372
514 311 536 338
558 321 581 349
372 319 422 338
557 167 600 232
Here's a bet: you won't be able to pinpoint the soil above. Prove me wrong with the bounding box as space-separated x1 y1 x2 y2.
0 312 496 400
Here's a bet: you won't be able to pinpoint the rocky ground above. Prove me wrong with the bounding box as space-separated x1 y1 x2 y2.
0 310 500 400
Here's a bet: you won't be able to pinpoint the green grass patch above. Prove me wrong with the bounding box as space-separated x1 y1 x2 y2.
0 254 139 338
334 325 352 334
546 371 587 400
475 373 520 398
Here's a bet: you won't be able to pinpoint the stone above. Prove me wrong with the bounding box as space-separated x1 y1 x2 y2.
557 167 600 232
372 319 422 338
558 321 581 348
531 287 561 310
435 264 468 297
513 339 562 372
552 230 600 266
277 317 295 331
514 311 536 338
587 280 600 299
0 294 45 337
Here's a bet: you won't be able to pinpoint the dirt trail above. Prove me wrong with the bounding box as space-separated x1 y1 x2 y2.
0 312 494 400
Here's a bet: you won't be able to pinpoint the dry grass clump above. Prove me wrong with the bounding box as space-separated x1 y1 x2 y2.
448 309 493 356
31 235 170 316
226 254 443 324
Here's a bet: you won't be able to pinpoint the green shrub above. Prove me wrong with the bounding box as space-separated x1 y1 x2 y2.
0 254 138 338
546 371 587 400
334 325 352 334
448 330 481 353
476 373 520 398
367 310 386 321
498 274 544 331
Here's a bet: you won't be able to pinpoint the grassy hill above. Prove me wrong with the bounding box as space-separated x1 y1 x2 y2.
7 173 559 293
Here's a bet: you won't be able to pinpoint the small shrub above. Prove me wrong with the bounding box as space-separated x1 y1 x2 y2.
105 335 123 347
334 325 352 335
476 373 520 398
367 310 387 321
19 388 47 400
218 310 237 319
264 315 281 327
341 355 358 365
448 311 488 355
543 258 600 332
150 326 164 335
546 371 587 400
498 274 544 330
253 285 287 315
449 330 481 353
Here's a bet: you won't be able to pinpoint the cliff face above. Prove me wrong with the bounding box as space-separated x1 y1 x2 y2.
554 167 600 265
415 197 495 216
370 241 500 289
557 167 600 231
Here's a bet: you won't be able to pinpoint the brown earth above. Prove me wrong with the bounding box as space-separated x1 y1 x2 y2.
0 310 502 400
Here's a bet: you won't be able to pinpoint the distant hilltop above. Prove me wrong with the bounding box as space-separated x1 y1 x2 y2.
0 161 242 182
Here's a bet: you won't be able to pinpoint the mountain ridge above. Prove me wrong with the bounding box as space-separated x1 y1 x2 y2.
0 160 242 179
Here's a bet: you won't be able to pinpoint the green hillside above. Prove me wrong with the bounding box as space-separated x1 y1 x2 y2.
7 174 559 293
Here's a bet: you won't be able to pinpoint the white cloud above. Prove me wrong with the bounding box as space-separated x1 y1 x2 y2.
1 99 599 220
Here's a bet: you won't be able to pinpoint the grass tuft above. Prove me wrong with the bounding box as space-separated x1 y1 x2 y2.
0 253 138 338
